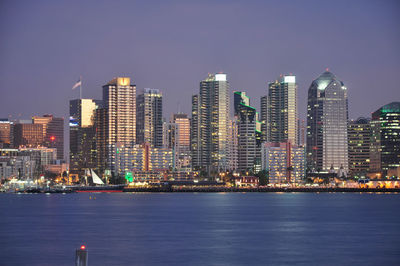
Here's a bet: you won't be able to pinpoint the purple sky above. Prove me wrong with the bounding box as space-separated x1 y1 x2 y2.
1 0 399 122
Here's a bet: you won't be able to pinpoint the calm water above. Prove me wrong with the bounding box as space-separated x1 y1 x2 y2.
0 193 399 266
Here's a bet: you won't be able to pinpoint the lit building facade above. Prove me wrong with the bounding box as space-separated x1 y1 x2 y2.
262 75 298 144
255 118 263 173
234 91 256 172
370 102 400 176
0 119 13 148
114 143 173 175
164 113 191 170
348 117 371 177
297 119 306 146
0 155 34 179
191 94 200 169
306 71 348 174
69 99 101 173
260 95 268 142
32 115 64 160
0 147 56 178
94 107 107 172
191 73 230 173
261 142 305 184
13 123 44 148
227 119 238 171
98 77 136 173
136 88 163 147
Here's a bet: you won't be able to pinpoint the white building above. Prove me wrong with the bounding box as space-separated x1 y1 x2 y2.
261 142 305 184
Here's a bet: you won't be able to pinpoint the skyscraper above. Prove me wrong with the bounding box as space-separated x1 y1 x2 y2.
370 102 400 176
191 73 230 173
297 119 306 146
94 107 107 172
227 119 238 171
136 88 163 147
0 119 13 148
98 77 136 174
69 99 101 173
260 96 268 142
306 70 348 174
348 117 371 177
13 123 44 148
262 75 298 144
32 115 64 160
171 113 191 170
191 94 200 169
234 91 256 172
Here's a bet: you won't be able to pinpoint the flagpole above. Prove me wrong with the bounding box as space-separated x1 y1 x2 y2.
80 75 82 99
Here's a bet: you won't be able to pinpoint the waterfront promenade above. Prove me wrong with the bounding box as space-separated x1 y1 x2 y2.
122 186 400 193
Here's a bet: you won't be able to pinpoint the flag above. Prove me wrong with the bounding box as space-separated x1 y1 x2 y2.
72 79 81 90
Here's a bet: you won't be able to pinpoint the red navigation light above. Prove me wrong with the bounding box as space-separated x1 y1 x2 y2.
50 136 56 141
80 245 86 250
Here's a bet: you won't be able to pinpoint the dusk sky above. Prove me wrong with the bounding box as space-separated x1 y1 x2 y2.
1 0 399 123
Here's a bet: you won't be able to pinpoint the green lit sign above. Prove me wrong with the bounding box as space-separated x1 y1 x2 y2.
125 172 133 183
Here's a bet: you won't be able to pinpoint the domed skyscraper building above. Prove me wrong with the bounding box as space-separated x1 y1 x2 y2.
306 70 349 176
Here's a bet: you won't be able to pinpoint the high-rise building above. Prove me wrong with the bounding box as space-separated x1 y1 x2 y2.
255 116 263 173
262 75 298 144
13 123 44 148
261 142 305 184
191 94 200 169
297 119 306 146
69 99 101 173
191 73 230 173
98 77 136 174
227 119 238 171
0 119 13 148
306 70 349 174
348 117 371 177
234 91 256 172
260 96 268 142
32 115 64 160
163 121 175 149
94 107 107 172
136 88 163 147
370 102 400 176
170 113 191 170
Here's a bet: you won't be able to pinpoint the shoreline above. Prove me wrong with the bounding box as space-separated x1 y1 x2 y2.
122 187 400 193
4 187 400 194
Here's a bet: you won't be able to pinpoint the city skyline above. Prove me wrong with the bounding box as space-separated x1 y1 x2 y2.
1 2 400 265
0 0 399 123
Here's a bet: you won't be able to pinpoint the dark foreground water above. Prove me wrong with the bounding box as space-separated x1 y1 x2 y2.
0 193 399 266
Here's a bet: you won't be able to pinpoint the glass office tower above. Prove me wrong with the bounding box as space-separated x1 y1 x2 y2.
306 71 348 174
69 99 101 173
234 91 256 172
370 102 400 176
348 117 371 177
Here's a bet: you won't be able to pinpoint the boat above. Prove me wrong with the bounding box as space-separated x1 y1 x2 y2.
68 169 125 193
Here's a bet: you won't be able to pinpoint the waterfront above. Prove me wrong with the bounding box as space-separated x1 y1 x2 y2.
1 193 399 265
